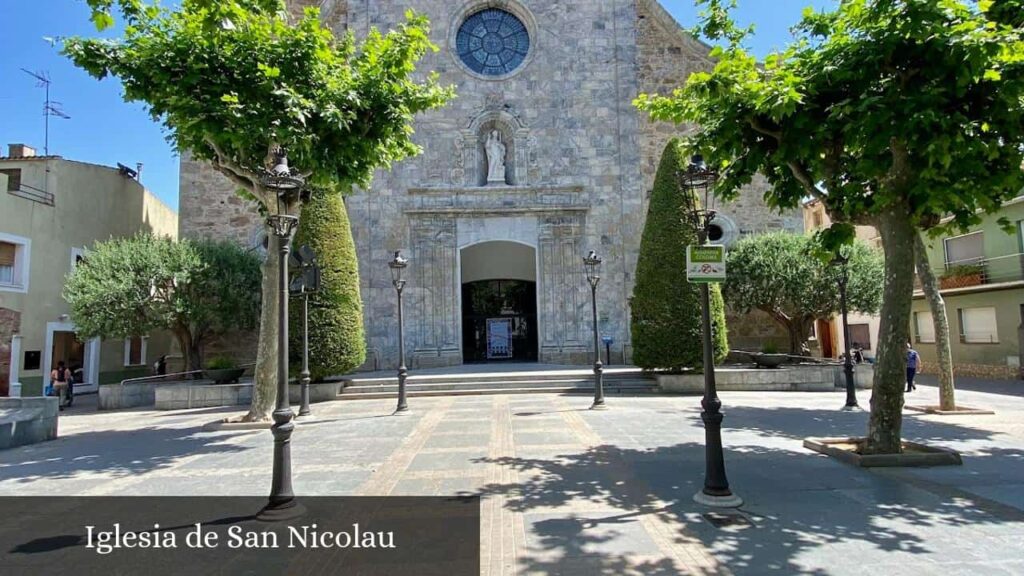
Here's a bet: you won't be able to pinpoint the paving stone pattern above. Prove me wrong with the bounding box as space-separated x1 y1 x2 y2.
1 383 1023 575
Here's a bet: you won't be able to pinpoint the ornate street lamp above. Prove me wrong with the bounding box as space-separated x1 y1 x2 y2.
259 148 305 522
831 252 858 410
290 245 320 419
389 251 410 415
678 155 742 508
583 251 607 410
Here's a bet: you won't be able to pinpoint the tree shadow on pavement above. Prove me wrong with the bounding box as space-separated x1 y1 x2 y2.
470 405 1022 575
0 426 251 484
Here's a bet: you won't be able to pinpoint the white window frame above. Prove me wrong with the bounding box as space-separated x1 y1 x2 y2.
0 232 31 294
70 247 87 274
123 336 149 367
914 310 936 344
958 307 999 344
943 230 984 267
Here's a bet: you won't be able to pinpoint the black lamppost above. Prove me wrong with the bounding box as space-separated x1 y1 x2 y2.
389 251 410 415
584 251 607 410
678 155 742 508
832 252 858 410
259 148 306 521
290 245 320 418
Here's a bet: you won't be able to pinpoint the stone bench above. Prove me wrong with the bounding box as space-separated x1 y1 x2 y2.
0 397 59 450
657 365 836 393
100 378 219 410
153 381 340 411
832 364 874 389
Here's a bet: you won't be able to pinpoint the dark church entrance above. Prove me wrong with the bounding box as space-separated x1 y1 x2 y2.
459 241 539 363
461 280 538 363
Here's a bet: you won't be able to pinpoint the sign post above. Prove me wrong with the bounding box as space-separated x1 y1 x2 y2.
686 245 726 283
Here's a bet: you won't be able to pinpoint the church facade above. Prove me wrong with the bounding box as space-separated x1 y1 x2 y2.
179 0 802 369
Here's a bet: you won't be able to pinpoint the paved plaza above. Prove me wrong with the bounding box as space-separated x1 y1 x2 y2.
2 377 1023 575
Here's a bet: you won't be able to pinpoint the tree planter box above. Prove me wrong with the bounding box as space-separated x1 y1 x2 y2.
803 437 962 467
905 405 995 416
658 366 834 392
752 353 789 369
939 273 983 289
832 364 874 389
203 368 245 384
0 397 58 450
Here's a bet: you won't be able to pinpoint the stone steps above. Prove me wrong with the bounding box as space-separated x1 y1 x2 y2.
343 367 647 387
335 372 657 400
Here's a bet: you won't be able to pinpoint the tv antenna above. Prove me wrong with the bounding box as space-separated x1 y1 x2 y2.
21 68 71 156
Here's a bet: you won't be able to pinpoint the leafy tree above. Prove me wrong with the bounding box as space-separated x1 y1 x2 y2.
65 0 453 420
290 192 366 381
724 233 883 354
637 0 1024 453
631 139 728 372
64 234 261 374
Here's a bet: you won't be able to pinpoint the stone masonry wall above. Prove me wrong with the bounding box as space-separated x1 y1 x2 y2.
178 0 800 371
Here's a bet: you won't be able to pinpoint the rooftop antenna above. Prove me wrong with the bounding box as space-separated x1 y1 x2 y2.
21 68 71 156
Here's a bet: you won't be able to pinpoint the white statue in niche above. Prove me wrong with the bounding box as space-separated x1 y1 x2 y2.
485 130 507 185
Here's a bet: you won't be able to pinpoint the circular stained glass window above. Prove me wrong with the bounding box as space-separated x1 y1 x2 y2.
456 8 530 77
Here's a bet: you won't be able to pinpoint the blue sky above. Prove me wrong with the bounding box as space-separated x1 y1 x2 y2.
0 1 833 212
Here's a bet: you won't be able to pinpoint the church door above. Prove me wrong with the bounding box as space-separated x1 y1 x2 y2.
461 280 538 363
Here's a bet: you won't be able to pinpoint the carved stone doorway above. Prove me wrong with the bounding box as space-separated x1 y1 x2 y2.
460 241 538 363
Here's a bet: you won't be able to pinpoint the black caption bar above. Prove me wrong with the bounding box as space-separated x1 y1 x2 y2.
0 497 479 575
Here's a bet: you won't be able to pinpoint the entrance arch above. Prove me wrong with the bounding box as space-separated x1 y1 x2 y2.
460 241 539 363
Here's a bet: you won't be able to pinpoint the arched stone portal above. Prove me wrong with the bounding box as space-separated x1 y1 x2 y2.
460 241 539 363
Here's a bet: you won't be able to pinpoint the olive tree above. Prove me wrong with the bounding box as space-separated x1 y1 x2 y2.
66 0 453 420
724 233 883 354
637 0 1024 453
64 234 261 374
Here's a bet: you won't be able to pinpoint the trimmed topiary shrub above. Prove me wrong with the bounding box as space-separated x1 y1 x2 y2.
290 191 366 381
630 139 728 372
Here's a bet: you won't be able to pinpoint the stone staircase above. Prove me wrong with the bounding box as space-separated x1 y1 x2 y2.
335 366 657 400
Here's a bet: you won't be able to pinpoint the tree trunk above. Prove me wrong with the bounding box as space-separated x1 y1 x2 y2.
173 328 194 378
187 334 204 375
865 206 917 454
787 321 803 355
244 231 279 422
914 233 956 411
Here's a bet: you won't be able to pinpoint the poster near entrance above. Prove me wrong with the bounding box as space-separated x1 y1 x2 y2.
486 318 513 360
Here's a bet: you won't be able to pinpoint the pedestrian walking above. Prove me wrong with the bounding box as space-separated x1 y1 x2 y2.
49 361 71 410
906 342 920 392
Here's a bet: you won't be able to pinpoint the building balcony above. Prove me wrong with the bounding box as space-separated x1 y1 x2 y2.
915 253 1024 294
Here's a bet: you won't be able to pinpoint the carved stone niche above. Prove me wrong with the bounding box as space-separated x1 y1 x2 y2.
459 105 530 187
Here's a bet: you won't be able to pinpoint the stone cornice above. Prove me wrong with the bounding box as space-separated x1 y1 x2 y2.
404 206 589 216
408 185 584 195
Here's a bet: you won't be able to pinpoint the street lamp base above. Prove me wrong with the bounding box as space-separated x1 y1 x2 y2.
294 413 317 421
256 500 307 523
393 407 412 416
693 490 744 508
590 402 609 411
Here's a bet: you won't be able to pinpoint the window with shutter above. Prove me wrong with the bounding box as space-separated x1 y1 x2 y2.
914 311 935 343
944 232 984 267
958 307 998 343
0 242 15 284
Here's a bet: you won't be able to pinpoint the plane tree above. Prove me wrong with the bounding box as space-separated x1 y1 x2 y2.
66 0 453 420
637 0 1024 453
